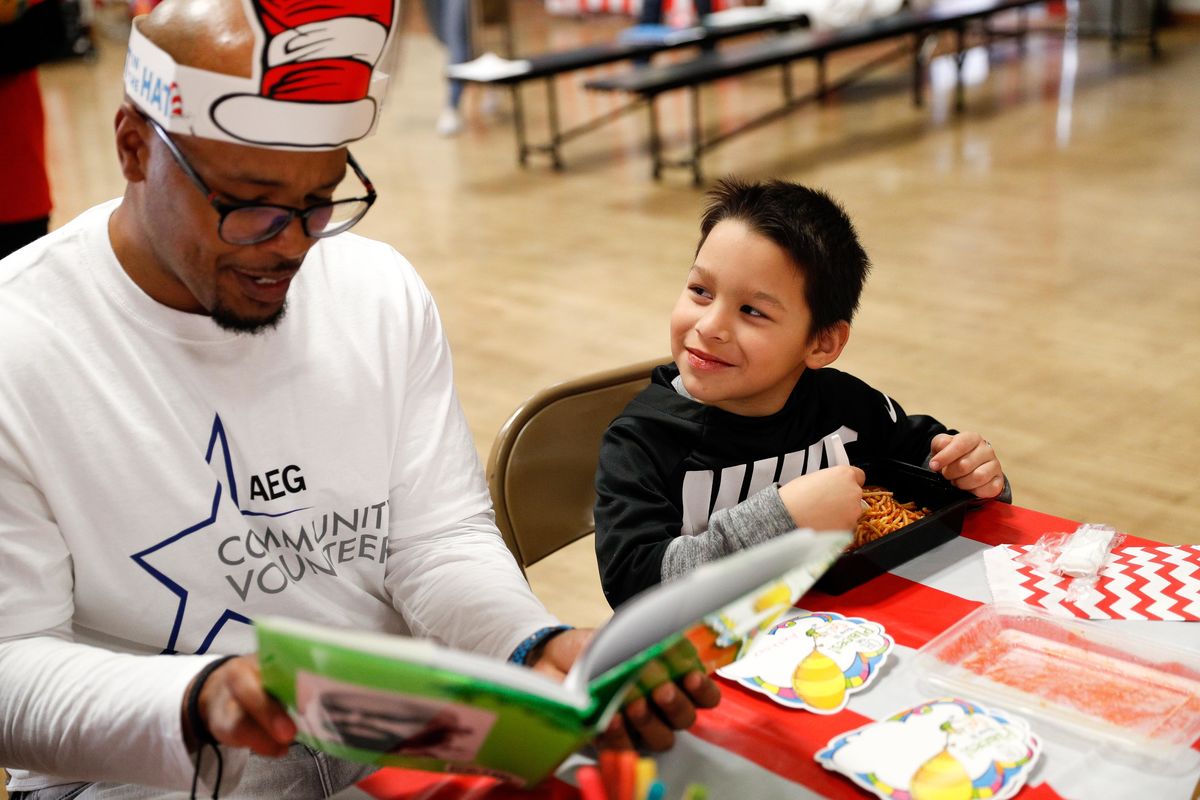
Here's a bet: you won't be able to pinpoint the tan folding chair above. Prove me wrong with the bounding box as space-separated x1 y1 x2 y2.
486 358 665 574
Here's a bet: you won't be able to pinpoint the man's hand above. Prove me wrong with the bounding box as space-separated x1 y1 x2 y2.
929 432 1005 498
777 465 866 532
527 629 721 752
182 655 296 757
527 627 591 681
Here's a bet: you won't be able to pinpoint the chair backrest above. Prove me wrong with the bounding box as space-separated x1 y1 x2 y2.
486 358 664 573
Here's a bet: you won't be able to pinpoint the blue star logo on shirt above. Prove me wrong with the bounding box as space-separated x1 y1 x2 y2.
130 414 308 655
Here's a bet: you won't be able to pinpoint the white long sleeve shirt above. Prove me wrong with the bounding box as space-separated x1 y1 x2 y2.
0 201 559 794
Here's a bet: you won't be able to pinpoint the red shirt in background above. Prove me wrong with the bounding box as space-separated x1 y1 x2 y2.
0 68 52 224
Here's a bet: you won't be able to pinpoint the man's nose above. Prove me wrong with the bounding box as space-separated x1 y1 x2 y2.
264 215 316 261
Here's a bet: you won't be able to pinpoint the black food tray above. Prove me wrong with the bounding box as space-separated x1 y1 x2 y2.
813 459 983 595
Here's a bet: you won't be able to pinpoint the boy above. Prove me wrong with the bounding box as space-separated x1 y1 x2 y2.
594 178 1007 608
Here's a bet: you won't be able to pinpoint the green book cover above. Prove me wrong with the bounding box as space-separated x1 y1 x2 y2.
257 528 850 786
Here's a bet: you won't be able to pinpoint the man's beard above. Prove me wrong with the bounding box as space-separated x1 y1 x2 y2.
211 299 288 334
209 258 302 334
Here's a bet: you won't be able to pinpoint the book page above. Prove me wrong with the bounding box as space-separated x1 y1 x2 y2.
259 616 586 708
564 529 850 697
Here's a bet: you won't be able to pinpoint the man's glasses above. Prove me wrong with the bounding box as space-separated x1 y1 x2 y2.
143 115 377 246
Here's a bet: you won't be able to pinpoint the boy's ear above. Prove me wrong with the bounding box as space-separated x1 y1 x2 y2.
804 321 850 369
114 102 151 183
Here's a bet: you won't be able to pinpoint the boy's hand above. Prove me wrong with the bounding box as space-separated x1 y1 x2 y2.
929 432 1005 498
531 629 721 752
597 669 720 752
777 465 866 532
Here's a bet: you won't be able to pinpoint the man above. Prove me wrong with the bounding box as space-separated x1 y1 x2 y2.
0 0 717 796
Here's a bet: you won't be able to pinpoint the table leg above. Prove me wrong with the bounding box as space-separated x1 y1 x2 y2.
912 33 924 108
955 24 966 114
545 77 564 171
510 84 529 167
689 86 703 187
1149 0 1162 58
1109 0 1121 54
648 100 663 181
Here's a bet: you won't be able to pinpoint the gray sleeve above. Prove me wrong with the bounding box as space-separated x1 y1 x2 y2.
661 486 797 582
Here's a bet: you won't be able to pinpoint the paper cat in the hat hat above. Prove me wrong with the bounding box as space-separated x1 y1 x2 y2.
124 0 401 149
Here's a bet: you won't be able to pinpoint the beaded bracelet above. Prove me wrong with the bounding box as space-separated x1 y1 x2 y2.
508 625 574 666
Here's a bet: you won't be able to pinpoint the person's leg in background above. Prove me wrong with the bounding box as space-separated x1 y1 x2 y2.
422 0 472 136
631 0 663 66
695 0 713 50
632 0 714 66
638 0 664 25
0 69 53 259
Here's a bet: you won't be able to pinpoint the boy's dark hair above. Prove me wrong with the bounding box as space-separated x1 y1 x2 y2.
698 177 870 336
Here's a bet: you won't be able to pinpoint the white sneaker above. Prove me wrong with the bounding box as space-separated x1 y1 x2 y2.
436 107 463 137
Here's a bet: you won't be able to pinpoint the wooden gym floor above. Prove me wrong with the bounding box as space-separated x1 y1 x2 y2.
29 5 1200 631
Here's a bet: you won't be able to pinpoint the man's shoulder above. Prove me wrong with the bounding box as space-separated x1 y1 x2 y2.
0 201 113 295
0 203 115 349
307 232 429 304
312 232 414 279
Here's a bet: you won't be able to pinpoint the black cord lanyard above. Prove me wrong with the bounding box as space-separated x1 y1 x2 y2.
186 655 236 800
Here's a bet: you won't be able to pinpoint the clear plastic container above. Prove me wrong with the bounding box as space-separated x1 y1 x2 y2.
913 603 1200 776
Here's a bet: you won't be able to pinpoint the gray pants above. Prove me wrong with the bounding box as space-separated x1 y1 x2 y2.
10 744 376 800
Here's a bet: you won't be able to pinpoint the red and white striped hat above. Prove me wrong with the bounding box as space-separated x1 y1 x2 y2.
125 0 401 150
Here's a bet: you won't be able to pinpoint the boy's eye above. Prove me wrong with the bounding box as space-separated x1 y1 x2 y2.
741 305 768 319
688 285 712 299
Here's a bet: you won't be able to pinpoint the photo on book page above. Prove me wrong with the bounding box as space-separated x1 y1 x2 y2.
296 672 496 763
816 698 1041 800
715 610 893 714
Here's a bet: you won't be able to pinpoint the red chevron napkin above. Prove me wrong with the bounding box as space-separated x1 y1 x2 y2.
984 544 1200 621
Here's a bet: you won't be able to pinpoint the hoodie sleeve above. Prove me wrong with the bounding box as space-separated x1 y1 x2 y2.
593 419 682 609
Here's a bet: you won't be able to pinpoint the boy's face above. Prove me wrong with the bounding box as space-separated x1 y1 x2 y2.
671 218 825 417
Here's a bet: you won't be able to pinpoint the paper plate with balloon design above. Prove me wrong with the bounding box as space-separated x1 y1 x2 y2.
816 698 1042 800
715 610 893 714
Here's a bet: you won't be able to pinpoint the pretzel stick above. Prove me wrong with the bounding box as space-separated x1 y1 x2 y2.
851 486 932 549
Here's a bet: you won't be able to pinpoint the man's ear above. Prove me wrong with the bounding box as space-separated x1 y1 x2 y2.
114 102 150 183
804 320 850 369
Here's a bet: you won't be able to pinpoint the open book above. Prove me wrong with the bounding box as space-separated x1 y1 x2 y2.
257 528 850 786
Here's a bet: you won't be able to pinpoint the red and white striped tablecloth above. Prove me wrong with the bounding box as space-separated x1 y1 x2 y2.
342 504 1200 799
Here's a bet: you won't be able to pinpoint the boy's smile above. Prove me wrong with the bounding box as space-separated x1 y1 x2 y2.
683 346 734 370
671 219 841 417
